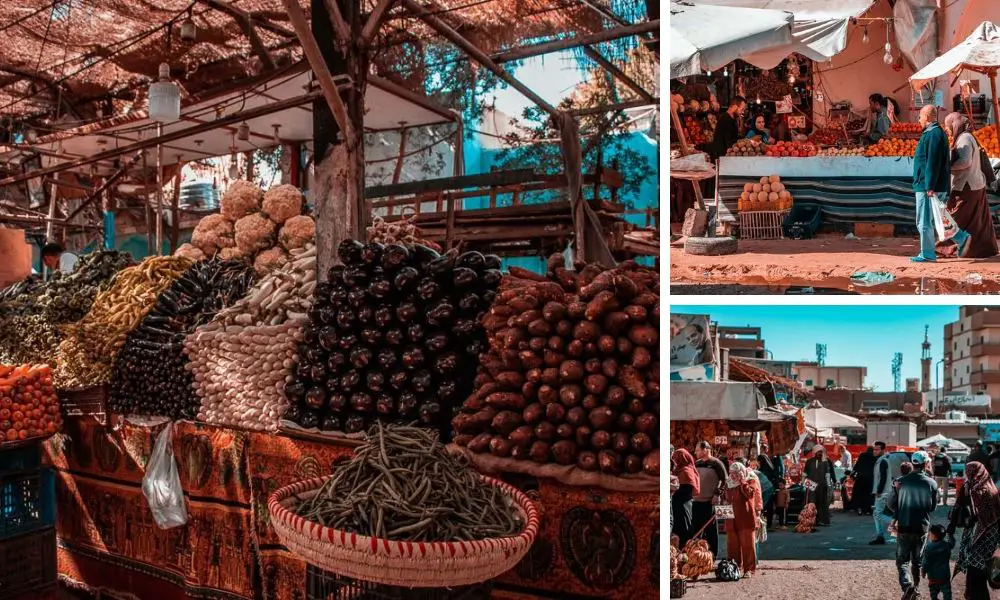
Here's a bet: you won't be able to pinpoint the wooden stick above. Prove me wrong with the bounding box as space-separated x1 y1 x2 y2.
490 20 660 63
322 0 352 42
282 0 355 141
361 0 396 45
582 46 656 104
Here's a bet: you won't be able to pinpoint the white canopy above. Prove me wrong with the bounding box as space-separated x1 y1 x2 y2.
916 433 970 451
910 21 1000 90
692 0 875 69
670 381 765 421
801 400 864 432
669 1 795 78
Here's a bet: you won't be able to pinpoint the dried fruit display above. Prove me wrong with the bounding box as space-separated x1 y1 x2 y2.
453 256 659 475
679 538 713 579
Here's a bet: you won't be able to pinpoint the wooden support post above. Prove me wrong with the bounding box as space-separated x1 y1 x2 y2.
445 192 456 250
170 168 182 254
392 127 409 186
155 123 163 256
305 0 367 279
361 0 396 45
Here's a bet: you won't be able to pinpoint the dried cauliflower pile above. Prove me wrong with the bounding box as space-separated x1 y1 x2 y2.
177 181 315 276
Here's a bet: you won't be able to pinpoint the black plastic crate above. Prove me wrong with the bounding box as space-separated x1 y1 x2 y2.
0 527 56 599
954 93 988 114
305 565 492 600
0 468 55 540
0 445 41 476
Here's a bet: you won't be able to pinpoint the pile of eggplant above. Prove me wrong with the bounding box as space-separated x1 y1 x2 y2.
108 259 257 419
283 240 501 437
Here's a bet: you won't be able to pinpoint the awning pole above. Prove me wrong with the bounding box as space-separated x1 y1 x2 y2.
155 122 163 256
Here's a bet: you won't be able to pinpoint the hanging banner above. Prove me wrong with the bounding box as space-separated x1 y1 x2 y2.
670 313 716 381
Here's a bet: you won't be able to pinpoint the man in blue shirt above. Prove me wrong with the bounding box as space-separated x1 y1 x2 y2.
912 105 962 262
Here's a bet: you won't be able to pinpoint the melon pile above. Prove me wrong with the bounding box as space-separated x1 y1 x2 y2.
737 175 794 212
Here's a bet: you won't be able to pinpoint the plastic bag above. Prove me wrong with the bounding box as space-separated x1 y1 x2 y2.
930 194 961 242
141 422 188 529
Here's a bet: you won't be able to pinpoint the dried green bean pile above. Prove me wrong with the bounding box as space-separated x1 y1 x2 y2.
293 423 523 542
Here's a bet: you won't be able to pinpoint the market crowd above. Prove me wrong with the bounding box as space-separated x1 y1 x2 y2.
670 438 1000 599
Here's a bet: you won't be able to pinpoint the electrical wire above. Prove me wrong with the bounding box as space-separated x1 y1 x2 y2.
0 0 63 35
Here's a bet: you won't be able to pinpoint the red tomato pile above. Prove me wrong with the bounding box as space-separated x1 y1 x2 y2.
809 127 847 146
683 116 711 145
0 364 61 444
765 140 818 157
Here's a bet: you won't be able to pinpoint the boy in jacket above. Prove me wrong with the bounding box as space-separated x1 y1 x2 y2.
921 524 954 600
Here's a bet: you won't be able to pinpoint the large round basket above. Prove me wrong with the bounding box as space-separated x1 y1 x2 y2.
267 475 540 588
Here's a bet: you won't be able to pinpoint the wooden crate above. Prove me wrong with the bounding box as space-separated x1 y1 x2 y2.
854 222 895 238
490 473 658 600
738 210 788 240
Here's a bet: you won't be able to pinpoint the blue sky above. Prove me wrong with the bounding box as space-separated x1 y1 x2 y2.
491 51 587 117
672 306 962 392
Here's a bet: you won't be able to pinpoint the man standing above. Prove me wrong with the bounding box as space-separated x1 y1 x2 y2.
888 451 939 600
929 444 952 506
712 96 747 161
912 105 956 262
693 441 728 556
969 440 989 472
872 441 893 545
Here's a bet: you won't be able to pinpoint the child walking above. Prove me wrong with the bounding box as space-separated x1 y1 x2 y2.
921 524 955 600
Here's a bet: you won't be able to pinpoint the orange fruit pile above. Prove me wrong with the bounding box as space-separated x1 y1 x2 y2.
975 126 1000 158
865 137 918 157
889 122 922 134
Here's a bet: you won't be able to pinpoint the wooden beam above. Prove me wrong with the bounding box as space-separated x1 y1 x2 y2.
582 46 656 104
64 152 143 224
361 0 397 45
400 0 558 116
0 91 322 189
490 20 660 63
321 0 352 42
235 14 277 70
282 0 355 140
195 0 296 37
570 99 654 117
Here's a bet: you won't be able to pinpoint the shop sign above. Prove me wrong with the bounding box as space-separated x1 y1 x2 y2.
981 422 1000 442
715 504 735 519
775 95 793 114
943 393 991 408
788 115 806 129
803 479 818 492
714 435 728 446
788 464 802 478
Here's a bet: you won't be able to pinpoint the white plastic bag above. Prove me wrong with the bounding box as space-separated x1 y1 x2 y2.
141 422 188 529
930 194 961 242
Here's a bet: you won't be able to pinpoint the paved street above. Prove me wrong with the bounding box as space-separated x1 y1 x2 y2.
681 503 969 600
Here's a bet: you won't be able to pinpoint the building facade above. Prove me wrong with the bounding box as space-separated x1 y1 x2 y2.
792 363 867 391
944 306 1000 415
716 326 767 360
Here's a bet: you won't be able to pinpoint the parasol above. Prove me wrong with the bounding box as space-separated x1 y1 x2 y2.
801 400 864 435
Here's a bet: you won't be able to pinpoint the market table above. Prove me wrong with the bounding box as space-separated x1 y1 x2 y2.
716 156 1000 226
45 416 658 600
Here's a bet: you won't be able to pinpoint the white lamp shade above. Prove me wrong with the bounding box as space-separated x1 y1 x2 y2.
149 80 181 122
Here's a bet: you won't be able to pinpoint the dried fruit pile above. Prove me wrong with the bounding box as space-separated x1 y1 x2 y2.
108 259 257 419
0 364 60 444
283 241 501 436
176 181 316 275
55 256 193 389
293 423 523 541
737 175 793 212
367 215 441 252
0 251 133 366
453 257 660 476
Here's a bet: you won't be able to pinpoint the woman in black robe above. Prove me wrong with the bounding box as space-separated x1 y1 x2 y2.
850 446 876 515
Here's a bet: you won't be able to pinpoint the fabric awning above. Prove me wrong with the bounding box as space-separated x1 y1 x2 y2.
691 0 875 69
916 433 970 451
728 407 797 432
910 21 1000 89
670 1 795 78
670 381 765 421
801 400 864 432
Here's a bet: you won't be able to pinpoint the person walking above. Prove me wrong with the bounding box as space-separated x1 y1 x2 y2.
969 441 990 473
912 105 957 263
929 445 953 506
725 462 763 578
921 524 955 600
888 451 939 599
756 453 782 528
948 461 1000 600
852 446 877 515
936 112 998 258
671 448 701 547
873 441 894 544
693 441 727 556
804 446 835 526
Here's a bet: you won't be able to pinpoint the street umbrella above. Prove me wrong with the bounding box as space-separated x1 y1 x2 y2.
910 21 1000 140
801 400 864 435
916 433 970 451
669 1 795 78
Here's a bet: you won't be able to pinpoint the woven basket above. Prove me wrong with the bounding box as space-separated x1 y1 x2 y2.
268 475 540 588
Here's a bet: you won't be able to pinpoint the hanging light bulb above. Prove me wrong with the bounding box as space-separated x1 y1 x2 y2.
148 63 180 122
706 70 712 77
883 51 894 65
788 73 796 85
816 91 825 103
236 121 250 141
723 66 729 77
228 153 239 179
863 26 869 44
179 11 196 43
756 95 761 105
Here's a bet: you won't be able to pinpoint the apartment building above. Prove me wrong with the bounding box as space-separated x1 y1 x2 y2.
944 306 1000 415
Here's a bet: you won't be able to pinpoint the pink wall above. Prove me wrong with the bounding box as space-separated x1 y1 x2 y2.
812 0 911 126
939 0 1000 98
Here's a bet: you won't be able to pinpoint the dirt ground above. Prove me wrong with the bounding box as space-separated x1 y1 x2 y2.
669 235 1000 294
680 504 966 600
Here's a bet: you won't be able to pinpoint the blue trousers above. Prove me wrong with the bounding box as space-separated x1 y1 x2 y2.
915 191 936 260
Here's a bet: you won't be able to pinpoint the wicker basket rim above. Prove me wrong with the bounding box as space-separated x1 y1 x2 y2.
267 473 540 558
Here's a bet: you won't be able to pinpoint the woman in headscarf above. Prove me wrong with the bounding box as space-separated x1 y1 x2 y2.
851 446 877 515
948 461 1000 599
726 462 764 577
937 112 999 259
804 446 835 526
671 448 701 546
